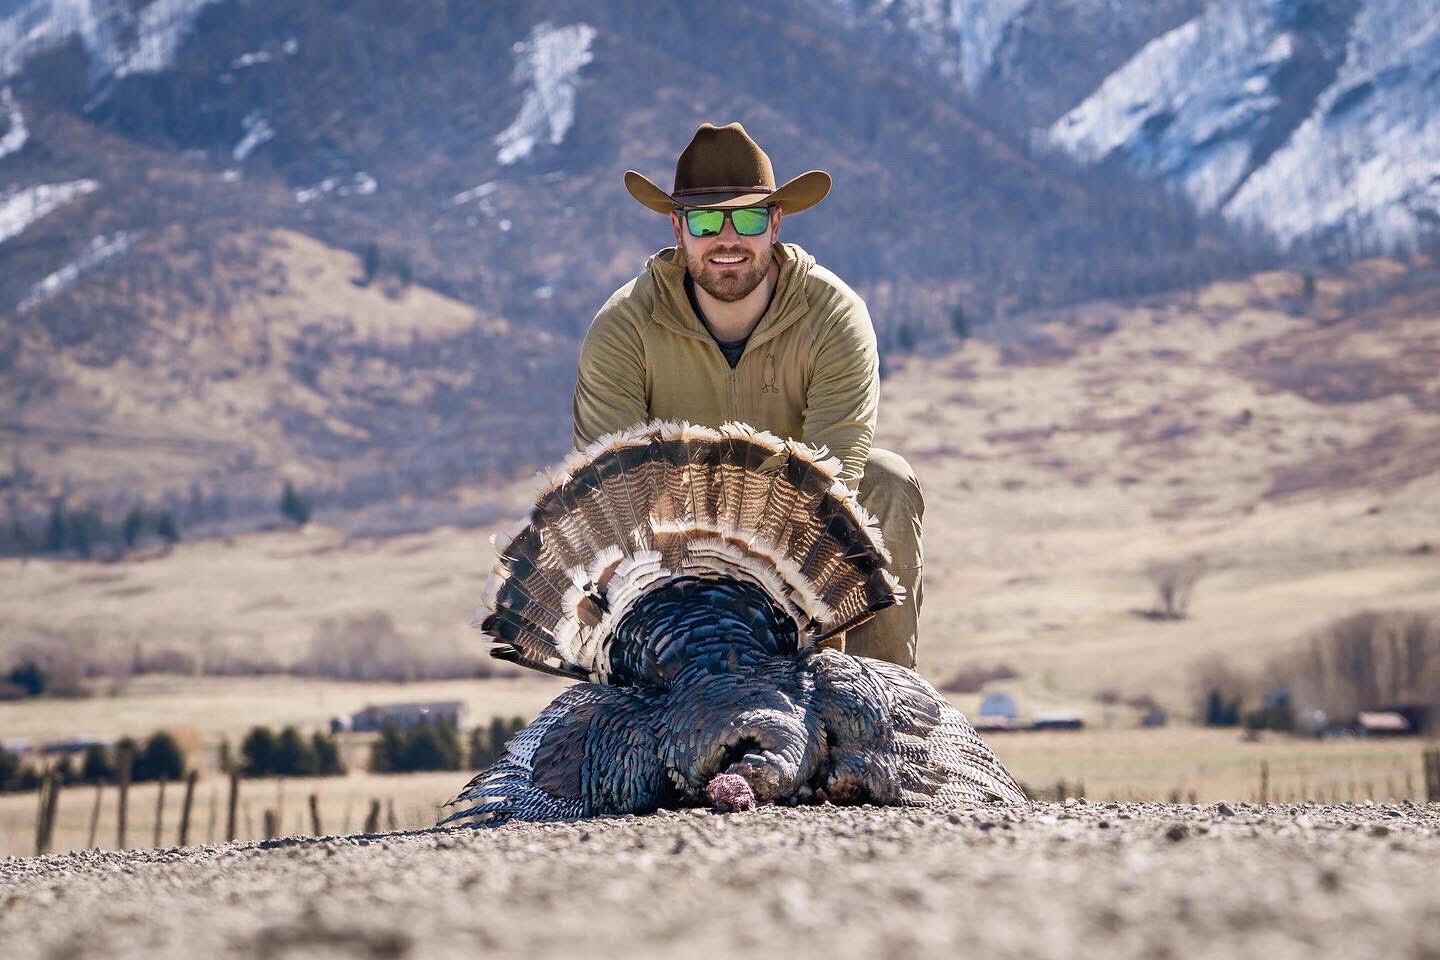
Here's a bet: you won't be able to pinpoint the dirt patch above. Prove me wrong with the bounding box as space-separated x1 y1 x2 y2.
2 803 1436 959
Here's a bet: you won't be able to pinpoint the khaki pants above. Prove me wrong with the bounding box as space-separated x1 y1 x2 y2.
844 447 924 668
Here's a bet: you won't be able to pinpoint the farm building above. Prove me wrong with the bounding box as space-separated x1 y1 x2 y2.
1032 711 1086 731
348 701 466 733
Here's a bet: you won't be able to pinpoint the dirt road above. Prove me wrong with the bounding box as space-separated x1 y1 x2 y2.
3 801 1437 959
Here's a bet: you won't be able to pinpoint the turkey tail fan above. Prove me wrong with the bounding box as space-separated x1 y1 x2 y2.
477 420 902 681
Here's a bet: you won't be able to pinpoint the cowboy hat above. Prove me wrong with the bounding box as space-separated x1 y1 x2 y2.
625 122 831 214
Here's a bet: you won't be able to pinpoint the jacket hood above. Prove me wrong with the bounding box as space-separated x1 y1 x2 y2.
646 242 815 349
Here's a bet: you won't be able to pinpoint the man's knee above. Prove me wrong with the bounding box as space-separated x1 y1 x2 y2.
858 448 925 521
858 446 927 538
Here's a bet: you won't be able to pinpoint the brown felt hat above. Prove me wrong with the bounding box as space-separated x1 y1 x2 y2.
625 122 831 214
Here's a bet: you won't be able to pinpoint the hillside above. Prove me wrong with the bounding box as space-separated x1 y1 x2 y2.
3 258 1436 717
0 0 1280 526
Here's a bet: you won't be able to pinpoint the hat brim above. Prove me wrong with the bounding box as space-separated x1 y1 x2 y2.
624 169 831 215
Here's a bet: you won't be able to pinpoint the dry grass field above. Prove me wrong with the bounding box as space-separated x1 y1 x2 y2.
3 258 1439 857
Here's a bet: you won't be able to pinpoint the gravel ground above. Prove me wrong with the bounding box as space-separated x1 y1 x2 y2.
3 801 1438 960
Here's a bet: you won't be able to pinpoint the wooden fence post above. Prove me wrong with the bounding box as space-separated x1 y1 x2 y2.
116 742 134 850
35 769 56 856
262 809 277 840
308 793 322 836
363 799 381 834
178 770 198 847
87 783 103 848
153 779 167 848
1259 761 1270 804
1423 749 1440 803
226 770 240 842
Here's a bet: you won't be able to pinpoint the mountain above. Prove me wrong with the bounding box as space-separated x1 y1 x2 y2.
1047 0 1440 257
1 0 1273 530
2 0 1432 534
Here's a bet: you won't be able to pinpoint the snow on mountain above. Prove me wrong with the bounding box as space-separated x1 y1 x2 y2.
1227 0 1440 250
1049 0 1316 212
0 0 220 82
232 109 273 162
830 0 1031 89
1049 0 1437 253
0 83 25 157
0 178 96 244
17 229 132 311
494 21 595 167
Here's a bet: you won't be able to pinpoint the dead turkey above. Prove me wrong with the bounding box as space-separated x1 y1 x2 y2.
441 421 1025 826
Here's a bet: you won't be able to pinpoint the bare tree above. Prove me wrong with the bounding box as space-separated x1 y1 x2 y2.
1144 557 1207 620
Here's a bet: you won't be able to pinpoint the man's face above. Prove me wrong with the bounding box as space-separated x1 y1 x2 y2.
671 206 783 303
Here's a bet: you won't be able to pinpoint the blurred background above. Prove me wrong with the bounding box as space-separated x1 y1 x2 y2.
1 0 1437 855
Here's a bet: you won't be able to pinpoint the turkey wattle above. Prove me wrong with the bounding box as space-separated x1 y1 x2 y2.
441 421 1025 826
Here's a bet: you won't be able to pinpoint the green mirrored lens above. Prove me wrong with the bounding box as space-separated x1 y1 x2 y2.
685 209 725 237
730 207 769 236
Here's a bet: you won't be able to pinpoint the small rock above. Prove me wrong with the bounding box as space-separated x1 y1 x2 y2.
1063 798 1079 808
1368 825 1391 838
1164 824 1189 842
1215 802 1236 817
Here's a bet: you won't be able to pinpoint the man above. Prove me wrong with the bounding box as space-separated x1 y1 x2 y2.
572 122 925 668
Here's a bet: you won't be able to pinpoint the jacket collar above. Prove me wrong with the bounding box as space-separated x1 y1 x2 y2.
648 242 813 350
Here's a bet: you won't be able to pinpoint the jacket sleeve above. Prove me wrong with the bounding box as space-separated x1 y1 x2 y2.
802 296 879 487
573 300 650 450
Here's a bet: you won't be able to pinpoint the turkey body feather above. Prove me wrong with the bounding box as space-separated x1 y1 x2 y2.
443 422 1024 827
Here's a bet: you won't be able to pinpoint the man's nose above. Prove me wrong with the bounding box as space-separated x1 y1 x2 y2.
714 216 740 241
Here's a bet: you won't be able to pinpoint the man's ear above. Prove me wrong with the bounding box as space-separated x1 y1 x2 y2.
772 207 783 242
670 212 684 248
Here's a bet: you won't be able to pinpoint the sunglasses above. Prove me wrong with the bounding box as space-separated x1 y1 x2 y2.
681 206 771 238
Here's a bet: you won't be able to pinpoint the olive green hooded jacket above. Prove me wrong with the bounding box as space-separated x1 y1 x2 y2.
573 242 879 485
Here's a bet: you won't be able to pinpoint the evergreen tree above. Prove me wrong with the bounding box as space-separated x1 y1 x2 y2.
361 243 381 285
368 720 405 774
6 661 45 697
951 305 971 340
81 743 114 783
279 481 311 526
121 506 146 549
241 726 277 777
274 725 317 776
46 501 65 553
311 732 346 776
155 511 180 544
135 731 185 781
0 744 19 791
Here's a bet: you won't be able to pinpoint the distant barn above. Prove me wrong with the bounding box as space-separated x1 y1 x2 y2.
348 701 466 733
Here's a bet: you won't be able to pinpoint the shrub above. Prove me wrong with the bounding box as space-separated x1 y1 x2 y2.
939 663 1020 694
1144 558 1206 620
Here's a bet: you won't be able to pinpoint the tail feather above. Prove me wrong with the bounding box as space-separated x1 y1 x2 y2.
478 421 902 681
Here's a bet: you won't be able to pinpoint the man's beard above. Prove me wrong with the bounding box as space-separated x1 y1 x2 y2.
684 242 773 303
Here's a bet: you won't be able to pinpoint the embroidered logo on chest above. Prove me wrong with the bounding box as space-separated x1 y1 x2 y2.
761 352 779 394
